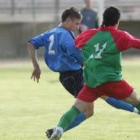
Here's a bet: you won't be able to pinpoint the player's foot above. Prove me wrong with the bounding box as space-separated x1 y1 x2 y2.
46 128 54 138
49 127 63 140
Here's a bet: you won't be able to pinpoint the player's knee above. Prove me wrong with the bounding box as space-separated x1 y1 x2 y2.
84 108 94 118
125 90 140 106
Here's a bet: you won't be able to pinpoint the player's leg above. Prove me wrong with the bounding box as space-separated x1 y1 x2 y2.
98 80 140 112
46 69 93 138
123 90 140 111
59 69 93 123
49 99 92 140
46 104 93 138
63 69 94 131
101 95 139 114
49 85 99 140
65 102 93 131
60 69 94 118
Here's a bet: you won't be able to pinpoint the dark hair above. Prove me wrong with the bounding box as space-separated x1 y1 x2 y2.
102 6 120 26
61 7 82 22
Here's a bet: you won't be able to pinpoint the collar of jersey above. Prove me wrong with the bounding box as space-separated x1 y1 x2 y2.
58 25 75 39
100 25 117 31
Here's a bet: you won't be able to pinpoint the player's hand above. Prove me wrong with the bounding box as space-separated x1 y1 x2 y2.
31 66 41 83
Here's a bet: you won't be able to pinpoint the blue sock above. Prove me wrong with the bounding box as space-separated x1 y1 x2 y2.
106 97 134 112
65 112 86 131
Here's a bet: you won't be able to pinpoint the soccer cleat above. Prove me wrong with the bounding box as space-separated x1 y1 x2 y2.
49 129 62 140
46 128 54 138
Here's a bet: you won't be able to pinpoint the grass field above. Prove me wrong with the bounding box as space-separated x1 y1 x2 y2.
0 58 140 140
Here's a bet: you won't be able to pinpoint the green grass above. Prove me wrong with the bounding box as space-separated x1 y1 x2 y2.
0 58 140 140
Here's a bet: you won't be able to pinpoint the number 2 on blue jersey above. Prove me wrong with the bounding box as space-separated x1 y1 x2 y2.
48 34 55 55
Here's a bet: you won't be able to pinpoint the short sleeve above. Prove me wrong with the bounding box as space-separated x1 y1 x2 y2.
28 33 44 49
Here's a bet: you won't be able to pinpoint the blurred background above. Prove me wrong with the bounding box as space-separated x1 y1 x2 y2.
0 0 140 59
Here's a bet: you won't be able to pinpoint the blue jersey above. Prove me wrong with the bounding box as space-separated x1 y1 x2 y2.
28 26 83 72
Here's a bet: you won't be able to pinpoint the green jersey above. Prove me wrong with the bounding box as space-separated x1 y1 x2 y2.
75 26 140 87
82 31 122 87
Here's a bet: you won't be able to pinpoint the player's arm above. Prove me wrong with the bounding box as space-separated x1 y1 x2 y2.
28 33 44 83
128 34 140 49
117 31 140 51
28 43 41 83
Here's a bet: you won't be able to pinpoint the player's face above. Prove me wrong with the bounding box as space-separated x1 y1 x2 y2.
69 18 81 31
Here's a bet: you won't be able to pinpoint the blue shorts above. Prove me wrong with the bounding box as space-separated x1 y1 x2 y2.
59 69 83 97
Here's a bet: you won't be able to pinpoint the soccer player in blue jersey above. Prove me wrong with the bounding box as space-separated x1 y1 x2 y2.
27 7 139 139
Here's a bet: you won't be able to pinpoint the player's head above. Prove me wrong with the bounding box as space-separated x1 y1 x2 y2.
102 6 121 27
84 0 91 8
61 7 82 31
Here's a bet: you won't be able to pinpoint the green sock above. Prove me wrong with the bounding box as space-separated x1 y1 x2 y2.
136 101 140 111
57 106 80 131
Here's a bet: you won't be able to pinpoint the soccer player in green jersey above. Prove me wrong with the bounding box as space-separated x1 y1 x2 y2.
48 6 140 140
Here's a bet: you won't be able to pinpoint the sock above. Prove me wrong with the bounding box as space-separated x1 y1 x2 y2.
65 112 86 131
136 101 140 111
57 106 81 131
106 97 134 112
